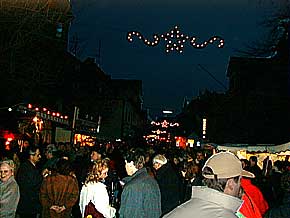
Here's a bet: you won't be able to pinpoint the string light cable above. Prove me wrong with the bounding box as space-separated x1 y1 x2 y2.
127 25 225 53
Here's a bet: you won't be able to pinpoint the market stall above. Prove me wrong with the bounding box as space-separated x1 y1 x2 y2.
217 143 290 168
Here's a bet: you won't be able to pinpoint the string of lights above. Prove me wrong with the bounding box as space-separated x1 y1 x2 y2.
127 25 225 53
151 120 179 128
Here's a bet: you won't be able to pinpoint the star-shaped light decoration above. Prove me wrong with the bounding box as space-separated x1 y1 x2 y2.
127 25 224 53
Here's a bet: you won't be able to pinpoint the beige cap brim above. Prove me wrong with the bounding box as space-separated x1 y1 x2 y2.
241 169 255 178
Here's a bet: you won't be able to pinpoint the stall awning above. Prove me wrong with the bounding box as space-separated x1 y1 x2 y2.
217 143 290 153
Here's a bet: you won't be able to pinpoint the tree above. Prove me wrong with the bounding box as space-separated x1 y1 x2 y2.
236 2 290 57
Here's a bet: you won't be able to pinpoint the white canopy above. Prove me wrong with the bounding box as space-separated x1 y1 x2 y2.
217 142 290 154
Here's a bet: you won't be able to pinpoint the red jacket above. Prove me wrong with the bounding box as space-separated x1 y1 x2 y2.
239 193 262 218
241 178 269 216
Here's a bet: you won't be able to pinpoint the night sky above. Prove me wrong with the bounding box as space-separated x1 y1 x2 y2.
69 0 279 116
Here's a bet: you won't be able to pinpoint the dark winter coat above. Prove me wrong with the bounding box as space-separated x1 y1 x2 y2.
155 163 183 215
119 168 161 218
16 160 43 215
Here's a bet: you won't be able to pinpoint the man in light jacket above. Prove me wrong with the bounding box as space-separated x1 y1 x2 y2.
164 152 254 218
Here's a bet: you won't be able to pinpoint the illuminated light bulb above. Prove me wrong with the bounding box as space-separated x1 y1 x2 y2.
47 111 50 114
60 116 63 119
35 108 39 111
52 112 56 116
56 113 60 117
64 116 68 119
33 116 38 122
28 104 32 109
166 44 169 47
127 26 224 53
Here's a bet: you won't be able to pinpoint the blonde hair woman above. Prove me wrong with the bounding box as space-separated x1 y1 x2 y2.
79 159 116 218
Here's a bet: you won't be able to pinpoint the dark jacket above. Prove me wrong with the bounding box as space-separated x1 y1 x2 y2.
119 168 161 218
155 163 183 215
265 191 290 218
16 160 43 215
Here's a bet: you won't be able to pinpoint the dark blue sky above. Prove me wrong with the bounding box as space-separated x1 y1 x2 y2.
69 0 278 116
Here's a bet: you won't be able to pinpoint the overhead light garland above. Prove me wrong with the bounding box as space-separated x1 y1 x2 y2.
127 25 224 53
151 120 179 128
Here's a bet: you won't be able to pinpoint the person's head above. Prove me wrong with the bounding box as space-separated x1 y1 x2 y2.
85 159 109 183
273 160 283 172
184 161 200 180
0 159 15 183
152 154 167 170
23 140 30 148
28 145 41 164
123 147 145 176
54 158 72 176
240 159 250 170
249 156 258 167
196 151 204 161
202 152 254 198
90 147 102 162
45 144 57 159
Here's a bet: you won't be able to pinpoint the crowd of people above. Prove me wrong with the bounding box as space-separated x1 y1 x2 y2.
0 140 289 218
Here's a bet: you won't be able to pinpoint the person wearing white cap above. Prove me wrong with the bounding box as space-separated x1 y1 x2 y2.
152 154 183 215
163 151 254 218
